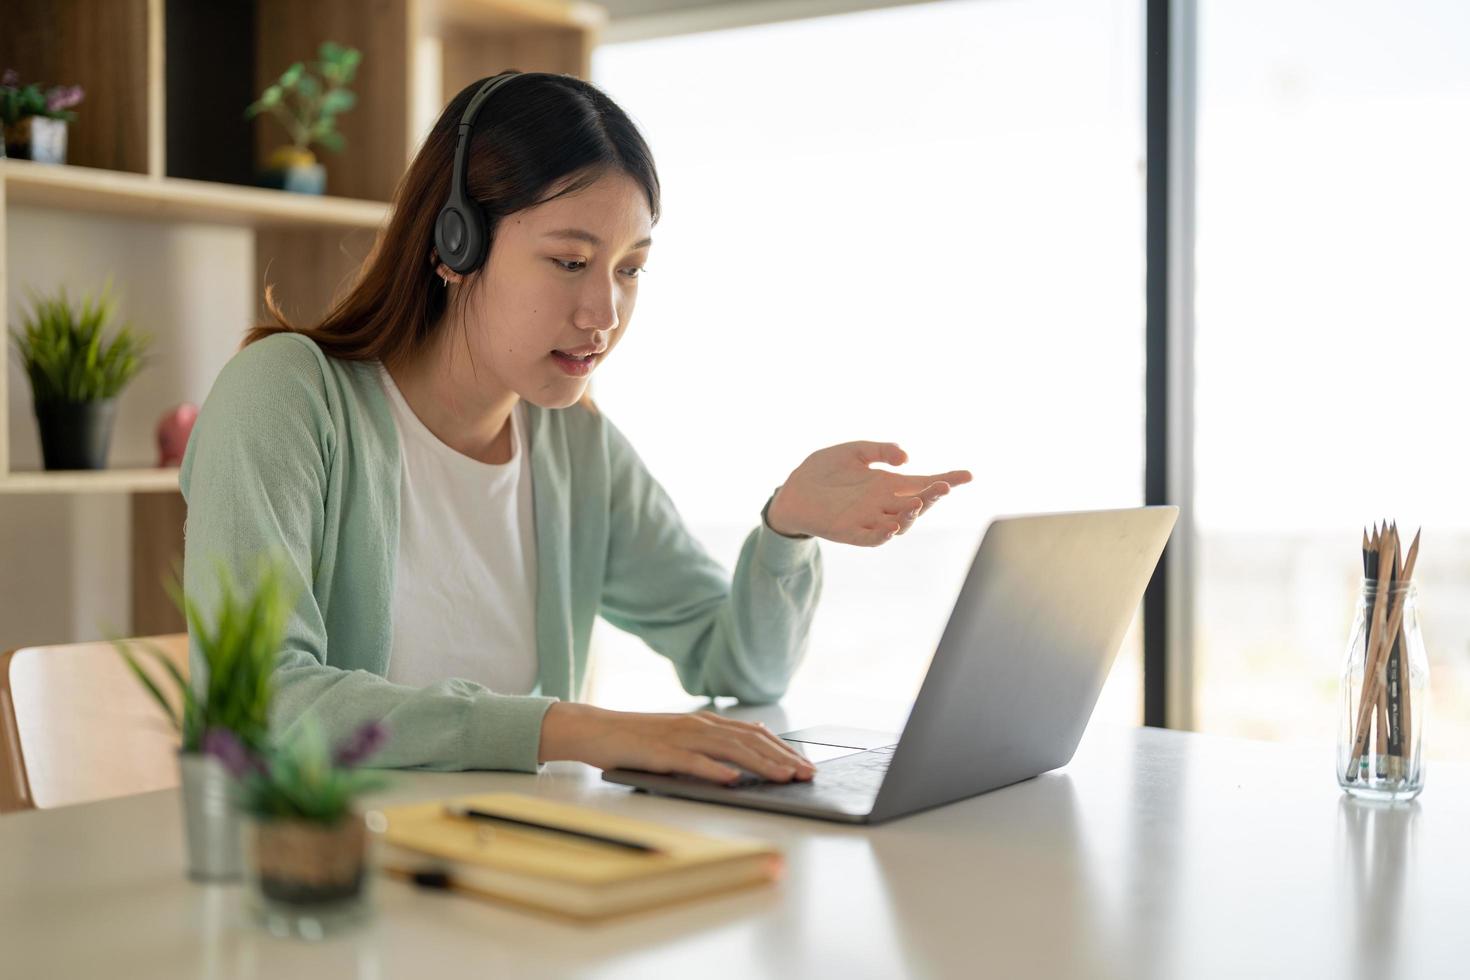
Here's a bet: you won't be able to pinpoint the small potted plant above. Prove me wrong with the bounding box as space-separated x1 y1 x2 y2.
207 719 389 937
115 556 294 881
10 279 150 470
246 42 361 195
1 68 83 163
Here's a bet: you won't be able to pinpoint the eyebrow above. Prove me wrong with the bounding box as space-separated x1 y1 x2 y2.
543 228 653 250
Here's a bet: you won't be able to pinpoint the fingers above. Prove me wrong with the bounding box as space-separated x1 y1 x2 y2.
640 713 816 785
883 469 973 495
697 712 815 780
851 520 902 547
695 734 805 783
850 441 908 468
651 749 742 784
874 482 951 537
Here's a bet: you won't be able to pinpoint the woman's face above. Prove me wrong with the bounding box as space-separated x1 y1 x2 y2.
454 170 654 409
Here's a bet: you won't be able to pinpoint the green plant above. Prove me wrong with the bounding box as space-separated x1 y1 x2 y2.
1 69 84 126
245 42 361 159
207 720 390 825
10 279 151 404
114 555 297 754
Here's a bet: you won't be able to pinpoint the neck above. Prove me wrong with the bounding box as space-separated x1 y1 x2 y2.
387 323 518 465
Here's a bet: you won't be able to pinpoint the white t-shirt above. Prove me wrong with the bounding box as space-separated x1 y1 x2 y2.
377 364 540 695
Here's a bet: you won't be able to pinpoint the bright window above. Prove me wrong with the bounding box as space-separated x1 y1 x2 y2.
1194 0 1470 755
587 0 1146 723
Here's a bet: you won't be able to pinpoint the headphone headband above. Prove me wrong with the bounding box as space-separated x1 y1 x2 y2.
435 71 532 276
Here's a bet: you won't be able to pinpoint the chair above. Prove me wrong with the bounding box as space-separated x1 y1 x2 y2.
0 634 188 813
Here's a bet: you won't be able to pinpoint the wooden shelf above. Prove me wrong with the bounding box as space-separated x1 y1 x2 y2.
0 160 388 230
427 0 607 31
0 468 181 495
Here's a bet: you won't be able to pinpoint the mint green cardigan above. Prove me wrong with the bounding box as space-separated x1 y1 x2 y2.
179 333 822 772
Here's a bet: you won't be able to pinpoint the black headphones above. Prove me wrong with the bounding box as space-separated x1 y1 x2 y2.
433 71 533 276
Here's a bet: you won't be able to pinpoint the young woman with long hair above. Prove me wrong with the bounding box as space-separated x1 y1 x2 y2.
182 71 971 784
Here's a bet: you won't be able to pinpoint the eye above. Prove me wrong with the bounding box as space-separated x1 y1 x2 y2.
552 258 585 272
621 266 645 279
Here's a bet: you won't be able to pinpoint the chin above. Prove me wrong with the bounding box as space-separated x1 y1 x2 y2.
523 385 591 411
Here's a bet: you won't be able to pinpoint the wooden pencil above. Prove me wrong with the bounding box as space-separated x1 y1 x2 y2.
1385 526 1404 780
1398 529 1420 776
1347 526 1378 782
1351 522 1394 768
1348 528 1420 774
1350 525 1392 778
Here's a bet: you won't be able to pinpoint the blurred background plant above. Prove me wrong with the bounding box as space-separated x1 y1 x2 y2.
10 278 150 404
0 68 84 126
246 41 361 170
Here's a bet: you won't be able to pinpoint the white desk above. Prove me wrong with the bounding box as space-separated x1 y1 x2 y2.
2 697 1467 980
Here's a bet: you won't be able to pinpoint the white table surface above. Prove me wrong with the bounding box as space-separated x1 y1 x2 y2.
3 694 1467 980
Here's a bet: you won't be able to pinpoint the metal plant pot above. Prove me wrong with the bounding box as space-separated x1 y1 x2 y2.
178 751 245 882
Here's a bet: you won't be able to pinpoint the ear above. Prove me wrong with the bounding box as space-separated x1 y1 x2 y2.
433 260 465 285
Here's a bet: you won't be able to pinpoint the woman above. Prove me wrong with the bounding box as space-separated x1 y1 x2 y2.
181 71 971 785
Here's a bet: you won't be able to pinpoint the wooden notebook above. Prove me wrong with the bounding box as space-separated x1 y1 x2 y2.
374 792 783 921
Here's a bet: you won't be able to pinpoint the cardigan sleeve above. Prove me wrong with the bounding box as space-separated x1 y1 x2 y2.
179 335 555 772
596 417 823 703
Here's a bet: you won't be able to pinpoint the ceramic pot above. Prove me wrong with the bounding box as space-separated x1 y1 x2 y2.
33 398 117 470
248 812 370 937
3 116 67 163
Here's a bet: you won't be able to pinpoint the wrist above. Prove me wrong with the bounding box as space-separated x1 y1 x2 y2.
763 487 811 539
538 701 604 763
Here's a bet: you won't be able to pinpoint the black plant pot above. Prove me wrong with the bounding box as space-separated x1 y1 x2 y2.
34 399 118 470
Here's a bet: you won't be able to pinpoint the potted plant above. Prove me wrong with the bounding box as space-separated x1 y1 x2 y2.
207 719 389 937
114 556 294 881
10 279 150 470
246 42 361 195
1 68 83 163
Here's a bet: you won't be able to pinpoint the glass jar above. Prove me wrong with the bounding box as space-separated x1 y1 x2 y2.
1337 579 1429 801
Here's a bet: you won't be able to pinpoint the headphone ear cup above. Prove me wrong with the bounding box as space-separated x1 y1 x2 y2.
434 201 488 275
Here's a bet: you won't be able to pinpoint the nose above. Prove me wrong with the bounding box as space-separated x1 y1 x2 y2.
574 276 621 335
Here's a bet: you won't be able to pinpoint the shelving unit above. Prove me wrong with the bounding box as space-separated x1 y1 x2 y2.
0 0 604 635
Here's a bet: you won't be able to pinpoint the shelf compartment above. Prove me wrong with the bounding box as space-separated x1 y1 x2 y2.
0 0 160 176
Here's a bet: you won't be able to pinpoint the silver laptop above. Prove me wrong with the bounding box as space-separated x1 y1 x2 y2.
602 506 1179 824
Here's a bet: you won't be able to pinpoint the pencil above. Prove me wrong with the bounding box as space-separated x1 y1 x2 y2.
1350 525 1391 778
1347 526 1375 783
1348 527 1420 775
1385 526 1404 780
1398 530 1420 776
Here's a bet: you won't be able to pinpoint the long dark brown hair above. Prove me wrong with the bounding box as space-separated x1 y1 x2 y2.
244 71 661 370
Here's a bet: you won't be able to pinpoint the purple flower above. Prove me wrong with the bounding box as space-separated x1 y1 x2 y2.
46 85 83 112
203 727 266 779
333 721 388 768
2 69 18 88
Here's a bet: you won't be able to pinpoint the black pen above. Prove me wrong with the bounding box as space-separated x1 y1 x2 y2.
443 804 662 854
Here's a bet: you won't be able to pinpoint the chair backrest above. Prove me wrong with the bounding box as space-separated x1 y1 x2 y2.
0 634 189 812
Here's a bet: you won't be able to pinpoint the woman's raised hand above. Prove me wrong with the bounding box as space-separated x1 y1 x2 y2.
539 703 817 784
764 442 972 547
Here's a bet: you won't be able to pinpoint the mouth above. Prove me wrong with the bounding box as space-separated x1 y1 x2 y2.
551 346 605 377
